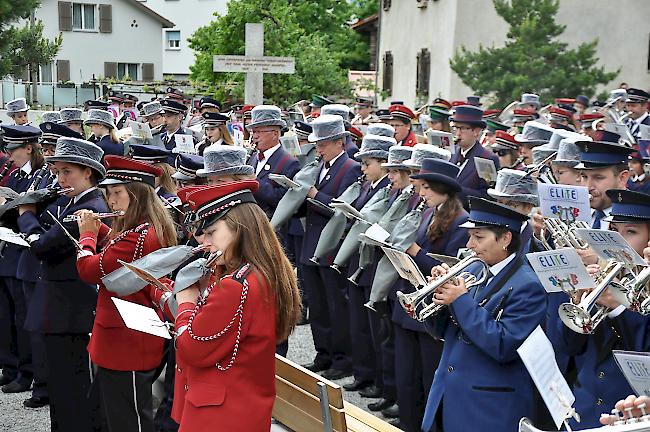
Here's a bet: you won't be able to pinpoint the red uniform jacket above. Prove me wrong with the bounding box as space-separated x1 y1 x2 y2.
172 264 277 432
400 130 418 147
77 222 168 371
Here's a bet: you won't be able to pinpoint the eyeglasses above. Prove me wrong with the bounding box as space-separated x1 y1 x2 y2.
251 129 277 134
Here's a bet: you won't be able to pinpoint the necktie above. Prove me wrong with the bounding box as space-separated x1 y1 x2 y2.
324 161 332 169
592 209 606 229
257 152 265 162
457 153 465 167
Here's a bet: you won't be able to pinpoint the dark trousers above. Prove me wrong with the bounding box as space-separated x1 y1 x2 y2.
22 281 48 398
394 325 443 432
45 333 100 432
348 282 376 382
97 366 155 432
289 233 309 316
153 348 179 432
0 277 17 380
369 297 396 401
302 264 352 371
0 276 32 385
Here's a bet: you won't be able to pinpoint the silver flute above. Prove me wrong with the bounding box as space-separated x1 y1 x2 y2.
62 210 125 223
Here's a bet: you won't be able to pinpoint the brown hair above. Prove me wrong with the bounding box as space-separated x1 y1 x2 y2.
426 182 464 243
24 142 45 171
487 226 520 254
109 182 177 248
155 162 178 195
214 203 301 341
217 124 234 145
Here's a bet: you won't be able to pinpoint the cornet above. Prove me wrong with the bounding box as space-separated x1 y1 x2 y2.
396 253 489 322
622 265 650 315
558 260 628 334
540 218 590 251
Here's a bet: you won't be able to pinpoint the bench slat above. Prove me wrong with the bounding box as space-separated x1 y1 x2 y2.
275 355 344 409
275 376 347 431
343 402 402 432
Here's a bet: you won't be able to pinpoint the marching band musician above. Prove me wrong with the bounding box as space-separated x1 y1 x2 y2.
246 105 300 220
513 121 554 168
16 137 108 432
320 104 361 159
197 146 256 185
171 180 301 432
351 97 378 126
301 115 362 379
623 88 650 139
490 131 523 170
84 109 124 157
448 105 500 202
74 156 178 432
421 197 546 432
160 99 196 152
172 153 206 189
627 145 650 193
551 137 583 186
385 104 418 147
551 189 650 429
129 144 180 206
0 125 44 395
196 112 233 155
393 159 468 432
59 108 85 136
5 98 30 126
343 135 392 396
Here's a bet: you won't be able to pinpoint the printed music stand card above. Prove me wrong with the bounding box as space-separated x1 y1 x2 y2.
526 248 594 293
108 104 120 119
227 121 245 147
380 246 428 288
613 351 650 398
518 326 576 429
268 174 300 189
538 183 591 223
173 135 196 154
574 228 647 267
127 120 153 140
330 200 365 221
426 130 453 149
122 108 139 123
0 227 29 248
112 298 171 339
473 157 497 184
280 135 301 157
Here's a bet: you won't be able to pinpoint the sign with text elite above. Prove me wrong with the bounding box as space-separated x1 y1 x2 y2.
213 55 295 74
538 183 591 223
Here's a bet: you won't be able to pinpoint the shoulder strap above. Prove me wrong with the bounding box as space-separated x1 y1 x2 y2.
332 159 355 193
230 262 252 284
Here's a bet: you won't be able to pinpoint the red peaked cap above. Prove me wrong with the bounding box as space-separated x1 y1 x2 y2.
549 106 574 119
101 155 162 187
578 112 605 121
185 180 260 227
495 130 519 145
177 185 207 204
388 104 415 121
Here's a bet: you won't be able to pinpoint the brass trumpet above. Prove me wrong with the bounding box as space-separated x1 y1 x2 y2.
558 260 628 334
540 218 590 251
396 253 489 322
622 265 650 315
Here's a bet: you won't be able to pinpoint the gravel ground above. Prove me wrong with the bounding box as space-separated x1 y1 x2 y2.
0 323 390 432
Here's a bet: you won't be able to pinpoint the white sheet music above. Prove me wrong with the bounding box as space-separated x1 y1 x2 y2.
112 298 171 339
380 246 428 288
518 326 576 429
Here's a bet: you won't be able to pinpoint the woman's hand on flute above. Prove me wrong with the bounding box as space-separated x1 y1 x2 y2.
75 209 101 234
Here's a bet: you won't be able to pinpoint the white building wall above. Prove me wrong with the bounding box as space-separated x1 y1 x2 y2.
378 0 650 107
36 0 168 82
137 0 228 78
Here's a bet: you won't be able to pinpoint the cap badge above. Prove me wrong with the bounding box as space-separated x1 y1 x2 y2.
618 192 623 203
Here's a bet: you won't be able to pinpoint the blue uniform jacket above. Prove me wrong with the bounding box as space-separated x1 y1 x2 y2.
422 257 547 432
252 146 300 218
300 153 361 266
160 126 195 152
17 189 109 333
96 135 125 157
0 166 38 278
391 208 469 332
450 141 500 202
553 298 650 429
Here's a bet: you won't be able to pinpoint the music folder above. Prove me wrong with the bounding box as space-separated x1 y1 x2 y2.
112 298 172 339
118 260 170 293
269 174 300 189
380 247 428 288
330 200 365 221
0 227 29 247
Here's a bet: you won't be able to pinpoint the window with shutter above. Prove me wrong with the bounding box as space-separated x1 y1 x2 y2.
383 51 393 95
416 49 430 97
58 2 72 31
99 5 112 33
57 60 70 82
104 62 118 79
142 63 154 81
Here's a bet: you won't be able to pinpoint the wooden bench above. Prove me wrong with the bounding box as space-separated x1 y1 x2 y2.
273 354 402 432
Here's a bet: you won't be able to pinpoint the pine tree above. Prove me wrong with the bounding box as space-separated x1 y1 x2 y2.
450 0 618 108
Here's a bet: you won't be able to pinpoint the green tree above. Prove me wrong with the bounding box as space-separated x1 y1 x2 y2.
188 0 378 106
0 1 62 79
450 0 618 108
